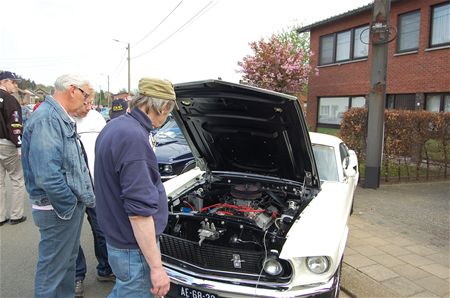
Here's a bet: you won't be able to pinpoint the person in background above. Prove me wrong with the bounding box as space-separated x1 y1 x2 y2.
94 77 175 298
33 97 44 112
0 71 26 226
21 74 95 297
72 98 114 297
109 98 128 120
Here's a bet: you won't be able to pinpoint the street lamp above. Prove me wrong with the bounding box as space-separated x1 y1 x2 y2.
100 73 110 107
113 39 130 94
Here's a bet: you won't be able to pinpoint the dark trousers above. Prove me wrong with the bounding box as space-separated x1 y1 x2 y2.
75 206 112 280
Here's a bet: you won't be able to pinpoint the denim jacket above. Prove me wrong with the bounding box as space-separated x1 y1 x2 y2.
21 96 95 219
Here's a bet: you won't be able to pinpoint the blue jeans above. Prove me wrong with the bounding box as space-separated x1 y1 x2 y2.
107 244 153 298
32 203 85 298
76 207 112 280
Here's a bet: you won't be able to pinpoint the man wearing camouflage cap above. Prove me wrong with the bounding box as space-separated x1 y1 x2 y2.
94 77 176 298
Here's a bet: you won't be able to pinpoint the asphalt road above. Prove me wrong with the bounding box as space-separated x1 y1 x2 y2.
1 179 448 297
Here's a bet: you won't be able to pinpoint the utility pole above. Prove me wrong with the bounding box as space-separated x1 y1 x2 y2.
126 43 130 95
364 0 391 188
113 39 131 95
100 73 110 107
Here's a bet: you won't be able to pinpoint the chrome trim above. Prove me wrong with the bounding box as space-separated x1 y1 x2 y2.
165 265 338 298
161 174 178 180
163 262 290 287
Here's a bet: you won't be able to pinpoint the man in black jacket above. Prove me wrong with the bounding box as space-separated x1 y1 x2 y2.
0 71 26 226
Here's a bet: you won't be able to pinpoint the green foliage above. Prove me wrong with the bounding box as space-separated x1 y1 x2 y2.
277 27 310 64
316 127 339 136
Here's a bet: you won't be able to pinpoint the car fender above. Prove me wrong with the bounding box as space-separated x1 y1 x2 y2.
280 182 350 282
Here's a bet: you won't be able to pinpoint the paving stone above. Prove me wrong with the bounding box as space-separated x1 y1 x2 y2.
344 254 376 268
369 254 406 267
350 229 373 239
408 291 441 297
365 236 390 247
427 253 450 266
405 245 438 256
398 254 435 267
344 247 358 256
415 276 450 296
420 263 450 279
341 263 399 298
384 236 415 247
381 277 425 296
390 264 432 281
352 245 386 257
358 264 399 282
378 244 412 257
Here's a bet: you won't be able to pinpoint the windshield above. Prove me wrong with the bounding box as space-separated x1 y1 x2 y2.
312 144 339 182
155 117 185 141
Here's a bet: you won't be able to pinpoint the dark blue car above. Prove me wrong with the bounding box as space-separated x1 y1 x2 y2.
154 117 195 180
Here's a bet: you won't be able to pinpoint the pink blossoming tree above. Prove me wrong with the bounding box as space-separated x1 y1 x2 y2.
238 29 316 96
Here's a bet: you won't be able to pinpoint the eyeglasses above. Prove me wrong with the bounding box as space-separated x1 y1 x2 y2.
73 85 90 101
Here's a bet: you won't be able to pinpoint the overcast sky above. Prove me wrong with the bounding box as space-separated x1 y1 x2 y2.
1 0 372 93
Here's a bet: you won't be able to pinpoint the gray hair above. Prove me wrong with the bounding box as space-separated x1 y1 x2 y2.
129 95 176 114
54 74 91 91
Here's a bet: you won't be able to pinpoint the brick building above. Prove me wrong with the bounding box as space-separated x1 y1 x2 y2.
297 0 450 131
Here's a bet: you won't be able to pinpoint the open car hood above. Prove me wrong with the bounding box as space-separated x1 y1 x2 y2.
173 80 319 187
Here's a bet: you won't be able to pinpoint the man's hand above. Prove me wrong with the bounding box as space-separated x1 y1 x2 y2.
150 266 170 297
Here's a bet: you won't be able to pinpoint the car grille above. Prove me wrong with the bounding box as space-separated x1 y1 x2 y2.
160 234 264 274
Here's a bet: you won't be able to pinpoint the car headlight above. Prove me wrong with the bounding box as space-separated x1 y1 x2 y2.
306 256 329 274
262 255 283 276
162 165 173 174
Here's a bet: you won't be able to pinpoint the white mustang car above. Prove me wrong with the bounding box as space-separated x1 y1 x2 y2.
162 80 358 298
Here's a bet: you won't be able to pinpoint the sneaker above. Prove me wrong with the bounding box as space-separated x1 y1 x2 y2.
75 279 84 297
9 216 26 225
96 273 116 282
0 219 9 226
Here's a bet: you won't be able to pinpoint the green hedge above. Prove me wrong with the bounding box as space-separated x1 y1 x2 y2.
339 108 450 181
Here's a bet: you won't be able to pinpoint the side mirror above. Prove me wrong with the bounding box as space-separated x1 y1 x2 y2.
343 161 356 177
343 150 358 177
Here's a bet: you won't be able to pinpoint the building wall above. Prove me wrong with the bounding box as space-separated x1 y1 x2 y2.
307 0 450 130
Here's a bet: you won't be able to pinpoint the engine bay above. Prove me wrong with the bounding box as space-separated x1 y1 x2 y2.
164 175 315 252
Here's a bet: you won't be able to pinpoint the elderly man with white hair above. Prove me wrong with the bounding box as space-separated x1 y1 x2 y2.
21 74 95 298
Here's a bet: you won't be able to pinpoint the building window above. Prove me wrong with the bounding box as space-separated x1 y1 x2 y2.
431 2 450 47
336 30 351 61
426 93 450 112
318 96 366 125
397 10 420 52
319 25 369 65
354 26 369 58
320 34 334 65
386 94 416 110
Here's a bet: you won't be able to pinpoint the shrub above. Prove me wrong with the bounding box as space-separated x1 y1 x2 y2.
339 109 450 181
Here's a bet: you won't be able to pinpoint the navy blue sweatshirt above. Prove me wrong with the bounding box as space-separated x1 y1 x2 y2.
94 108 168 249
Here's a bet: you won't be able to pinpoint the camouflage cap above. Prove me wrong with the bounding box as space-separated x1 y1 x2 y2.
138 77 175 101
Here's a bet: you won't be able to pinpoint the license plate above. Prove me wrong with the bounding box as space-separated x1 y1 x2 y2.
177 285 220 298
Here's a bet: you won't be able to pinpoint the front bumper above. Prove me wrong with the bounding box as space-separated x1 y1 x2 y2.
165 265 339 298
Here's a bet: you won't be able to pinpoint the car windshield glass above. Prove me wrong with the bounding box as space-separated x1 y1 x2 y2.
156 118 185 141
312 144 339 182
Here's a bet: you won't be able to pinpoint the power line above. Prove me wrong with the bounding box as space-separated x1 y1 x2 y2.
133 0 184 47
132 1 214 59
110 51 127 79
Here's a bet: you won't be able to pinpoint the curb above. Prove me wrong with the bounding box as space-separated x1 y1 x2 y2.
341 262 402 298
